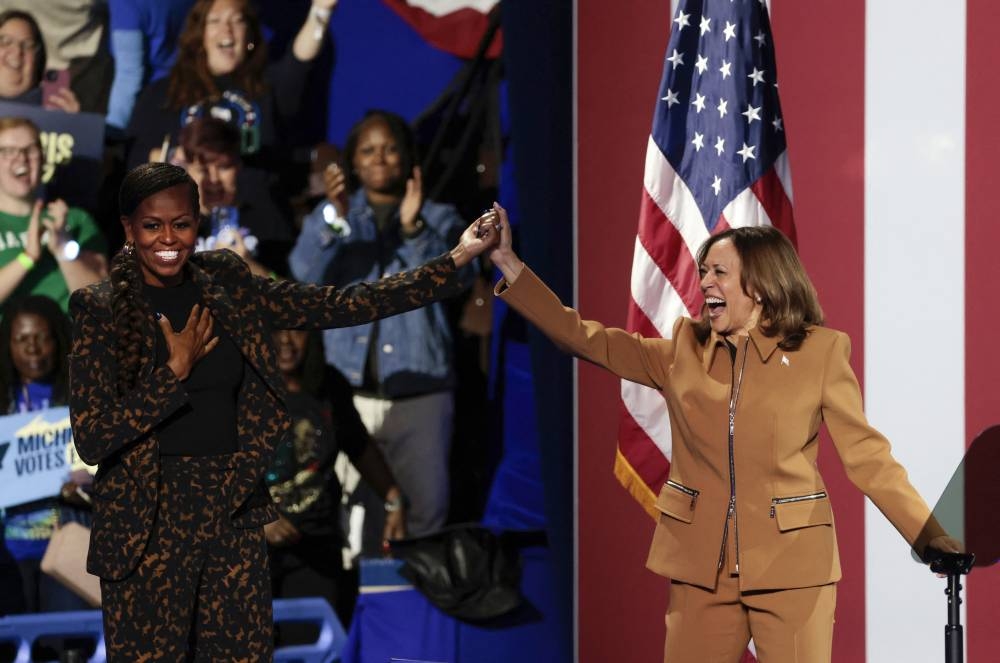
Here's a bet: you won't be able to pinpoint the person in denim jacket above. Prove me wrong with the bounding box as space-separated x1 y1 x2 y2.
289 110 474 549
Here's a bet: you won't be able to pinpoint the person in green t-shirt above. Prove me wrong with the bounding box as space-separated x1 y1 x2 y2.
0 117 107 311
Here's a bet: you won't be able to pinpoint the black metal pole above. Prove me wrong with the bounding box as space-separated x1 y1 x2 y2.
944 573 963 663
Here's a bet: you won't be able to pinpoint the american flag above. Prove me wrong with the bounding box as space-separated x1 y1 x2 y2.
615 0 795 520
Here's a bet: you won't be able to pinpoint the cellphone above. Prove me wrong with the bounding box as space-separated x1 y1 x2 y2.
41 69 71 109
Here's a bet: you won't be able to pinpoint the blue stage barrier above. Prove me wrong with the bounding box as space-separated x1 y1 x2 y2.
343 547 560 663
0 597 346 663
0 609 105 663
273 596 349 663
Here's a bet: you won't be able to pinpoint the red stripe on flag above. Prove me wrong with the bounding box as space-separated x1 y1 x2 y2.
750 168 796 245
636 190 703 314
625 299 661 339
616 401 670 489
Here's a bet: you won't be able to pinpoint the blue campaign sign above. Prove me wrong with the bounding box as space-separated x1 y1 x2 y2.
0 101 105 211
0 407 79 510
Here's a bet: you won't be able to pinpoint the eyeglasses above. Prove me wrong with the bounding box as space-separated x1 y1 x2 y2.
0 145 41 160
0 34 40 54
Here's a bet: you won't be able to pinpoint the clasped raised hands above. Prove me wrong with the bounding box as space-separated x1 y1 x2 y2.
160 304 219 380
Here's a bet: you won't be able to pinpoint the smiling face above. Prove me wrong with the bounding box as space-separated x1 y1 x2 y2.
0 123 41 207
274 329 308 376
352 119 405 196
10 311 56 384
203 0 249 76
121 183 200 287
699 238 762 337
0 17 38 99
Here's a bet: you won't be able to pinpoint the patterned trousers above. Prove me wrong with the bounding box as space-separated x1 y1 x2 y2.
100 455 272 662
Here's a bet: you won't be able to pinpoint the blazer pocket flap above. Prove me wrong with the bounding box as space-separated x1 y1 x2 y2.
774 495 833 531
654 483 698 524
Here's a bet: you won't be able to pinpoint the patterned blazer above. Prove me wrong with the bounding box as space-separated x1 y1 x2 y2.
68 249 461 580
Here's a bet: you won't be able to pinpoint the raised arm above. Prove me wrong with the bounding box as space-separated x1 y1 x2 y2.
489 202 673 389
291 0 337 62
0 200 43 304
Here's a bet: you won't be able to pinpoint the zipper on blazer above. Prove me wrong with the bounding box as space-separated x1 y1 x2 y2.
718 337 750 572
666 479 700 510
769 491 828 518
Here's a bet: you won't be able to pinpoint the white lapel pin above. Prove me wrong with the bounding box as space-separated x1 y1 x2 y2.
781 355 790 366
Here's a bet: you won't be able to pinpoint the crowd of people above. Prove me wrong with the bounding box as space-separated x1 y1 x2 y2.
0 0 495 658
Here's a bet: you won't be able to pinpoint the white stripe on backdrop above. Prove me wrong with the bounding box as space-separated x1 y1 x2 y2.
864 0 968 659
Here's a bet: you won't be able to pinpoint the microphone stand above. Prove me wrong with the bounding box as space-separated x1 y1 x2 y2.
929 552 975 663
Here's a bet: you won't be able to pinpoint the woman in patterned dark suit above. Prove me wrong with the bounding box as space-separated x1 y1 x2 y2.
67 162 500 660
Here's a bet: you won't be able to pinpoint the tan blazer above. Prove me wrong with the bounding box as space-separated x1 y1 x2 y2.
498 266 945 592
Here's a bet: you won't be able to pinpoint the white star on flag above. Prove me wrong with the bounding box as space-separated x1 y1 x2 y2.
674 10 690 30
696 54 709 74
700 16 712 35
662 89 680 107
742 104 762 124
723 21 736 41
714 136 725 155
716 98 728 117
692 132 705 151
736 142 757 162
748 67 765 86
719 60 732 79
667 49 684 70
692 93 707 112
711 174 722 195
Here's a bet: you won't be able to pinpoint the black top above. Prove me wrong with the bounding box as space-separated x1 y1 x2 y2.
143 279 244 455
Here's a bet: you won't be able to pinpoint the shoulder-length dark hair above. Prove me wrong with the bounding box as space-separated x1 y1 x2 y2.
0 295 71 412
112 163 200 396
341 110 418 195
693 226 824 351
166 0 268 110
0 10 46 89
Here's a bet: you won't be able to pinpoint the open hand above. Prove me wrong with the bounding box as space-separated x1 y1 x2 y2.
41 199 74 258
161 304 219 380
23 200 43 262
323 162 348 217
399 167 423 233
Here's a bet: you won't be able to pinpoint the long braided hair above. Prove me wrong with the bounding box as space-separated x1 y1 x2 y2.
110 163 199 397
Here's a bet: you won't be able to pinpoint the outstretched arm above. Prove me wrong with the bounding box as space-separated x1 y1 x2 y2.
263 210 501 329
489 202 673 389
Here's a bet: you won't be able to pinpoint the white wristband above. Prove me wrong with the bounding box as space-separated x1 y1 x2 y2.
311 5 331 39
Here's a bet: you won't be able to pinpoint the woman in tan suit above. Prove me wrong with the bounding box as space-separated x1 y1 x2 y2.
484 203 961 663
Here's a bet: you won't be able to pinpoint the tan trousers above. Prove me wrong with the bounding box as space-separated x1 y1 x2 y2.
663 561 836 663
